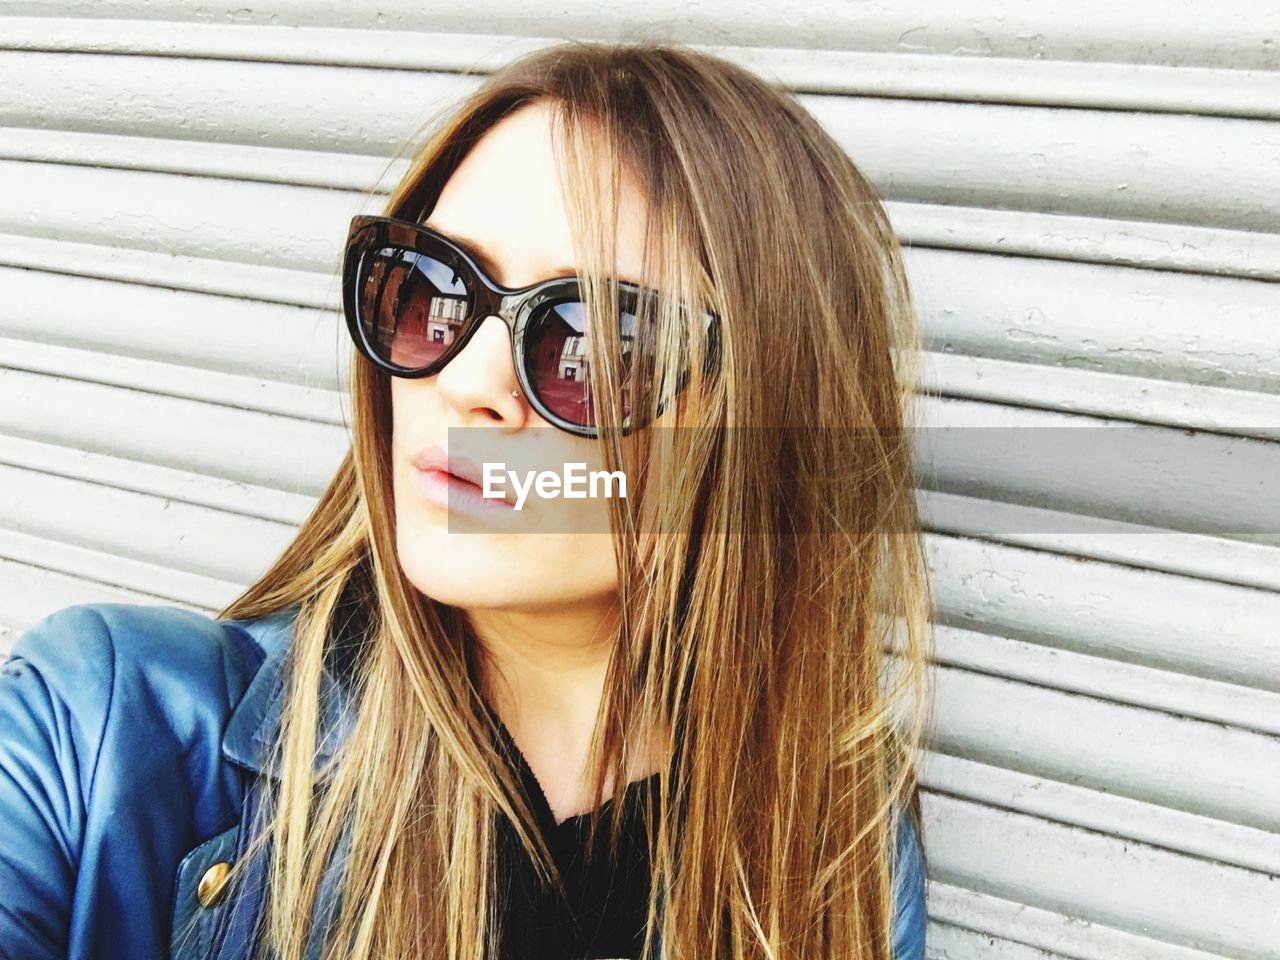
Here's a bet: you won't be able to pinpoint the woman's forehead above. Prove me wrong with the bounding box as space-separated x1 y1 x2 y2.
424 101 652 289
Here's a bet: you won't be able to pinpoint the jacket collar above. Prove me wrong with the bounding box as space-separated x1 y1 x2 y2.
220 604 355 779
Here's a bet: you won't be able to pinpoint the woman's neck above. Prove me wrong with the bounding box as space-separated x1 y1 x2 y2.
468 597 631 822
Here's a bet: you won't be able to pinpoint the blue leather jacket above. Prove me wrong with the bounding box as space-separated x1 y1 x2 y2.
0 602 928 959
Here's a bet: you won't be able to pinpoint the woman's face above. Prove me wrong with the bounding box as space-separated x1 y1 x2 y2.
390 101 650 617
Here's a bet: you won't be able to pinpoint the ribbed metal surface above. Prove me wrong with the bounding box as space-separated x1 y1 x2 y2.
1 6 1277 957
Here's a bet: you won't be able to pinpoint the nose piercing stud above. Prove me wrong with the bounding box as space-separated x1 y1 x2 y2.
511 389 520 398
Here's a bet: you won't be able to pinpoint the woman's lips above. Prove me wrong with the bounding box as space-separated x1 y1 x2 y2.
409 445 515 515
410 445 484 485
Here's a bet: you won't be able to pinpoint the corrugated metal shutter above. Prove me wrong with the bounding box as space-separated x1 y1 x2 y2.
2 4 1277 957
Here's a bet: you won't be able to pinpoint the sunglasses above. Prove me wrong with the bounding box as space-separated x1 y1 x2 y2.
342 215 719 437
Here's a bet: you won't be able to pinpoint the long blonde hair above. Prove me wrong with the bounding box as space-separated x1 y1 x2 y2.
217 38 934 960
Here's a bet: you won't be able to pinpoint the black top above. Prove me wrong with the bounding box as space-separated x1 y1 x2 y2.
490 715 660 960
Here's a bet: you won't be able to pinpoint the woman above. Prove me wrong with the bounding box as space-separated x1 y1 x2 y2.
0 39 932 960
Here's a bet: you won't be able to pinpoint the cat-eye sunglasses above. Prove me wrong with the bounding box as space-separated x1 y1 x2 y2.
342 215 719 438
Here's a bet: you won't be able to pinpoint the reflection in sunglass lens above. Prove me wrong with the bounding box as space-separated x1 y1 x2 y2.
524 300 640 428
359 247 470 370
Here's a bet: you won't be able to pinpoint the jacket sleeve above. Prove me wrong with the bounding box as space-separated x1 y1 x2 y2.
0 606 116 960
891 807 928 960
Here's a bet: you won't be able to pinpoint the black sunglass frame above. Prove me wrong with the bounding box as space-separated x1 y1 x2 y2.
342 214 719 438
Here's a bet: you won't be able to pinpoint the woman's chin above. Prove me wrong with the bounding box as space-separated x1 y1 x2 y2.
393 503 620 612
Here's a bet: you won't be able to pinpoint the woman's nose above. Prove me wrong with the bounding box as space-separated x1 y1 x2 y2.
432 315 526 429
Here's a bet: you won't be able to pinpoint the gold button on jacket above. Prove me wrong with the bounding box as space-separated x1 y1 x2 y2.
197 861 232 907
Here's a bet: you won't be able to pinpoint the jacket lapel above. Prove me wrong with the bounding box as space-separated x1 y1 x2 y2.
220 605 353 779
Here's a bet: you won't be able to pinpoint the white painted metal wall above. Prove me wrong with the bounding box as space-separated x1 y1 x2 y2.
1 4 1277 958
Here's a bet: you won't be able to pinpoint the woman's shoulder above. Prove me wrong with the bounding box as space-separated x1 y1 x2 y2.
0 601 291 955
2 602 271 722
0 602 279 807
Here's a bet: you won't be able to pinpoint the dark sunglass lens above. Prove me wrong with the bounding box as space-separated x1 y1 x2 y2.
358 246 469 370
524 300 645 429
524 300 596 427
